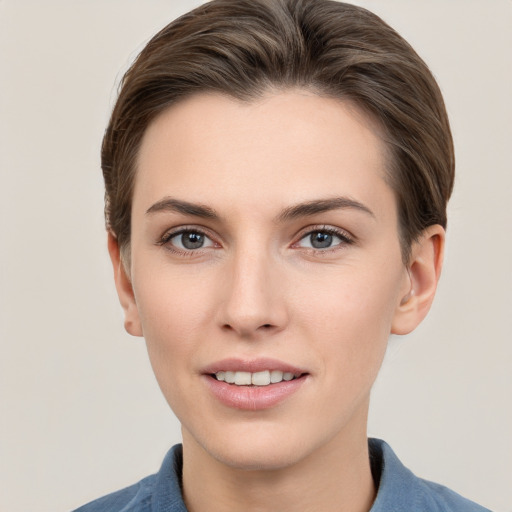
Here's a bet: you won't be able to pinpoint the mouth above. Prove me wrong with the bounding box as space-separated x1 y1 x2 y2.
212 369 303 386
202 358 309 410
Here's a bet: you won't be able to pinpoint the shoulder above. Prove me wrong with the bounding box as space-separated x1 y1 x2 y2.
72 445 187 512
369 438 492 512
72 475 155 512
416 478 493 512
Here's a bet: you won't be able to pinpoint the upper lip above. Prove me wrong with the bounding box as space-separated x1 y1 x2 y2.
202 357 308 375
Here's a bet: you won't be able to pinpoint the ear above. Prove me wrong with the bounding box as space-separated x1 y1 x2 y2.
107 232 143 337
391 225 445 335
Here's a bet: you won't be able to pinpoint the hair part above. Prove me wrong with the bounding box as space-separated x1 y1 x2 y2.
102 0 454 265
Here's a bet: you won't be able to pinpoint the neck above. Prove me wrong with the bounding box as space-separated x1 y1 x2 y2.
181 426 376 512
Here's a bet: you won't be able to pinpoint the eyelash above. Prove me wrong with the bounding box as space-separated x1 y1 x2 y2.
156 226 215 256
156 225 355 256
293 225 355 253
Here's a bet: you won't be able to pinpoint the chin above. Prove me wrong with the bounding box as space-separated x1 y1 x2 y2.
211 441 303 471
191 423 323 472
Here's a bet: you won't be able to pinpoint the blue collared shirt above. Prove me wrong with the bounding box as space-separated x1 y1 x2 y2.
73 438 491 511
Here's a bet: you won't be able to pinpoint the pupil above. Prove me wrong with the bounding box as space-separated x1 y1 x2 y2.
311 232 332 249
182 232 204 249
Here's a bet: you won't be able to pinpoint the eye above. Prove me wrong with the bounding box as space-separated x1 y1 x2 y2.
296 228 352 250
163 229 216 251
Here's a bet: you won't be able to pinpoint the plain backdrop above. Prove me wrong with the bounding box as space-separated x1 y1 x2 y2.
1 1 511 511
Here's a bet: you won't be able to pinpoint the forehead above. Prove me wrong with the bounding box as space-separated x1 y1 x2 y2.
134 90 395 222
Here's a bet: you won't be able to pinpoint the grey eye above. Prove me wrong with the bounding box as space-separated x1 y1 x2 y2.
310 232 333 249
181 232 205 249
297 230 347 250
169 230 214 250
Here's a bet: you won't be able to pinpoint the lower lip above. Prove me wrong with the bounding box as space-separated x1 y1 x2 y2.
203 375 307 410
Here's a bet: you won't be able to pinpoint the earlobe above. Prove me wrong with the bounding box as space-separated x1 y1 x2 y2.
107 232 143 337
391 225 445 335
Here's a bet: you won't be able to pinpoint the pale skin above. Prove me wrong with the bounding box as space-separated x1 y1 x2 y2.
109 90 444 512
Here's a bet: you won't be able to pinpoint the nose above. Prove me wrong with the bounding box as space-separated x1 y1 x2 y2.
217 247 288 339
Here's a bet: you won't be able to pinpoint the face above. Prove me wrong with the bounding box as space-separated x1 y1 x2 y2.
121 91 415 470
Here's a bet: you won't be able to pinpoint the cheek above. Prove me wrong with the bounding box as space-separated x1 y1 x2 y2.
133 277 208 416
294 261 403 371
297 258 402 326
134 255 216 330
131 263 218 381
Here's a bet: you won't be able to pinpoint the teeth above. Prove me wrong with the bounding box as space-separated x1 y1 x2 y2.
234 371 252 385
214 370 299 386
252 370 270 386
270 370 283 383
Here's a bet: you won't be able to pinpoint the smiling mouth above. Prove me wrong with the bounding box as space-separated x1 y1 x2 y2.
212 370 303 386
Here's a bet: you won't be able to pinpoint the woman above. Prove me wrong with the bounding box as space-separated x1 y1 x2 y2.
75 1 490 510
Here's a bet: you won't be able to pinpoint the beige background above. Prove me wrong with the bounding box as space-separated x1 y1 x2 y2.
1 1 511 511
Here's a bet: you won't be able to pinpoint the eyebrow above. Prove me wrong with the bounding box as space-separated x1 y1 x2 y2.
277 197 375 222
146 197 219 219
145 196 374 222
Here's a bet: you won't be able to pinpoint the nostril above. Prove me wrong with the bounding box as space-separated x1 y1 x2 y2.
220 321 278 336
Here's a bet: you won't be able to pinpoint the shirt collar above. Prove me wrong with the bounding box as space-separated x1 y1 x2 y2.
154 439 423 512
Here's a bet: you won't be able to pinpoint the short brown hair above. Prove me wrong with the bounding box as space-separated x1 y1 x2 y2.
102 0 454 262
